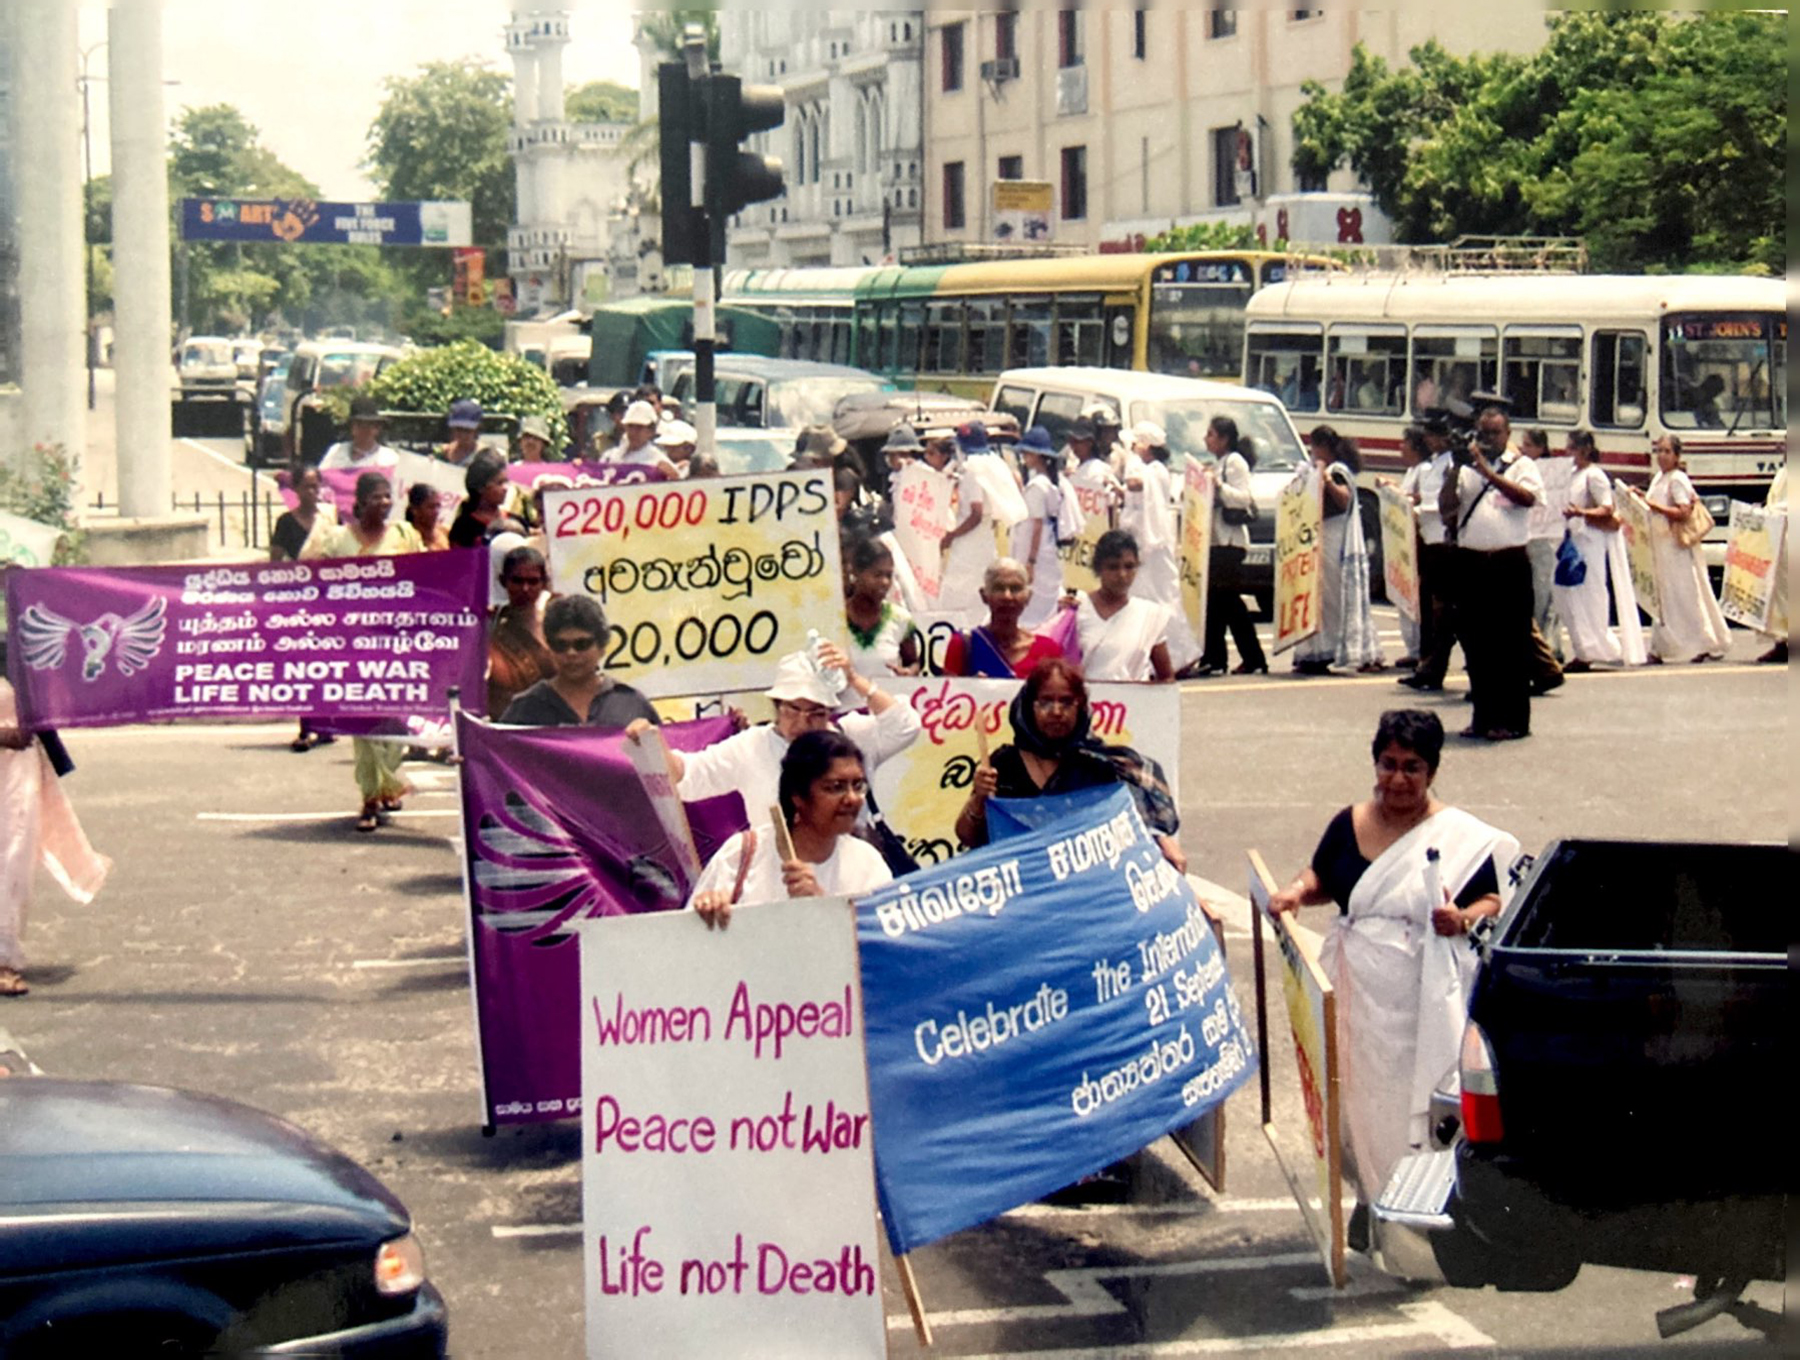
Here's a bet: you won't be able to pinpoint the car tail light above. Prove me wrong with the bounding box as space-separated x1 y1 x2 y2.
374 1232 427 1296
1459 1020 1504 1144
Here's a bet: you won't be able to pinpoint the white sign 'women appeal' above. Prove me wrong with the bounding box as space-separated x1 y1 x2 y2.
579 901 884 1360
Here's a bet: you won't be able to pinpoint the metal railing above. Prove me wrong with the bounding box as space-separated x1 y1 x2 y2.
89 479 285 552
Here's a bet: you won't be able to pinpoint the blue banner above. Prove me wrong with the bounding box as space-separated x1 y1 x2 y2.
179 197 471 247
856 786 1257 1254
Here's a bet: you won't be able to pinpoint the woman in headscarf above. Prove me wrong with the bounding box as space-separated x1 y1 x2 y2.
1291 425 1383 676
954 658 1184 871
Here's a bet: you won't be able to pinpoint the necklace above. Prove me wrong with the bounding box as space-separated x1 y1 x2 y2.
846 601 890 648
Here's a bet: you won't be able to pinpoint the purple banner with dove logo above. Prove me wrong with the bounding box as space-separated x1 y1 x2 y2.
4 554 489 728
456 711 744 1127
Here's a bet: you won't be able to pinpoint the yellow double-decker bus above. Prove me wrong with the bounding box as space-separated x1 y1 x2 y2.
721 250 1332 399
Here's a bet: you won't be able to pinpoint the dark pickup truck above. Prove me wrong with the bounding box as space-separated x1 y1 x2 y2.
1373 839 1787 1337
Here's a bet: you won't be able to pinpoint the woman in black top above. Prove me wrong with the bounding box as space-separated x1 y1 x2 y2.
448 450 524 549
497 596 659 730
955 657 1184 871
270 465 326 563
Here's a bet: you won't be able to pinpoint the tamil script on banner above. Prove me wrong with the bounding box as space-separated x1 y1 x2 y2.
508 461 665 495
1614 482 1661 622
890 462 953 605
1377 483 1421 622
1718 502 1787 634
0 510 63 569
1178 461 1215 644
6 554 487 728
458 713 739 1128
857 786 1257 1253
544 470 844 699
1273 474 1322 652
180 197 471 247
580 900 884 1360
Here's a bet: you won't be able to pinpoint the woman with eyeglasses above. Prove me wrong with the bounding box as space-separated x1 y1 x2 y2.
486 545 555 718
1267 709 1518 1249
687 730 894 927
955 658 1184 871
497 595 659 729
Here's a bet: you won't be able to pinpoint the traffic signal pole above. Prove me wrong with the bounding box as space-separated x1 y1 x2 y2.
682 30 716 462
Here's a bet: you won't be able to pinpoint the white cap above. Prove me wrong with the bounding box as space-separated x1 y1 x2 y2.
622 400 659 427
765 650 840 708
656 419 697 447
1131 419 1167 448
1081 401 1120 424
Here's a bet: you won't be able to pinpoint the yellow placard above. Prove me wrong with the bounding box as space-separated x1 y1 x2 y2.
1273 475 1323 653
1718 502 1786 635
1179 460 1215 644
1377 483 1421 622
1614 483 1661 622
1061 478 1114 595
543 470 845 698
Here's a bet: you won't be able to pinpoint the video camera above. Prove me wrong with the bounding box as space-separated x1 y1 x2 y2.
1425 392 1511 466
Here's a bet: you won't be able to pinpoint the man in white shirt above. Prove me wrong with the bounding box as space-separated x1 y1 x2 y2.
602 400 679 477
1442 398 1543 741
317 396 398 473
1400 416 1458 691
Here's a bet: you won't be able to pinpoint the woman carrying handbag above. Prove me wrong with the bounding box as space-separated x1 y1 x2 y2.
1638 435 1729 663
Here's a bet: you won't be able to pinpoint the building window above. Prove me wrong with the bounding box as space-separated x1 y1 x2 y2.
1209 10 1238 39
943 162 966 230
1057 10 1082 68
1290 8 1321 20
1133 9 1148 60
1061 145 1088 220
1212 126 1242 206
996 11 1018 62
942 22 965 92
997 154 1024 181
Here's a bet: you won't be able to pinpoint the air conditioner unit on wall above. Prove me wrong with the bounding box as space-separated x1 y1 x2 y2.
980 57 1020 83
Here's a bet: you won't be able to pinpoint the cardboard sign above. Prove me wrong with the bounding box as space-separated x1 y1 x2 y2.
1718 502 1787 635
1377 483 1421 622
1273 475 1323 652
1061 473 1115 595
544 470 845 698
890 463 954 605
1248 851 1345 1288
858 787 1257 1254
1613 482 1661 622
580 900 884 1359
1178 461 1216 646
1529 456 1574 544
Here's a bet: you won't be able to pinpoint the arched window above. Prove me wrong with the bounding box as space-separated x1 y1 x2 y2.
853 97 868 178
793 114 809 186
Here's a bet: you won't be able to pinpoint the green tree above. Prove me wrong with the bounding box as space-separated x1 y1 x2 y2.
1290 12 1783 272
364 340 567 449
567 80 638 125
1146 221 1284 253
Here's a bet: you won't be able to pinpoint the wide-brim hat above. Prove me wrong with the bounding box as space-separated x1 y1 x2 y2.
622 399 660 428
517 415 551 442
955 421 991 455
882 422 925 454
796 424 848 460
1131 419 1167 448
765 650 840 708
656 420 697 447
1017 425 1055 457
348 396 384 423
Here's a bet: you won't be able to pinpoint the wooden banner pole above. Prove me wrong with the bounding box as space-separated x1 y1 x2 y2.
973 721 989 765
1247 849 1275 1125
769 805 797 877
894 1253 933 1347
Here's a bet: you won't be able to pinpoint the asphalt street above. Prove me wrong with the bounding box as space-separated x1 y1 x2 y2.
5 645 1785 1358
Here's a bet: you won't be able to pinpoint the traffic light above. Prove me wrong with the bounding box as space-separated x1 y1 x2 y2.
658 62 707 268
704 73 785 257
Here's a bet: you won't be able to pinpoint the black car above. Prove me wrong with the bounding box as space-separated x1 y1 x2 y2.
0 1078 447 1358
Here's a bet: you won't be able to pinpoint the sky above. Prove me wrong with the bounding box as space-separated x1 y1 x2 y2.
79 1 642 197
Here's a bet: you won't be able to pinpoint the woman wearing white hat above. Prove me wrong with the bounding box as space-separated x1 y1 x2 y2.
602 400 680 478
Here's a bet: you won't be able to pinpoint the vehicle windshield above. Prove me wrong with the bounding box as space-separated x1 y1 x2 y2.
316 351 389 388
1146 261 1255 379
181 340 234 368
765 376 889 428
715 432 793 476
1660 313 1786 432
1130 397 1306 473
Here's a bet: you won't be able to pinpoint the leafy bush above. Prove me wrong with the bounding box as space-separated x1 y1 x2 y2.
364 340 568 452
0 442 86 563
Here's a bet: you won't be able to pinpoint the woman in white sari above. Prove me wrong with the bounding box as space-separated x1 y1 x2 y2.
1270 709 1517 1240
1637 435 1730 663
1291 426 1383 675
1071 529 1175 681
1554 429 1645 669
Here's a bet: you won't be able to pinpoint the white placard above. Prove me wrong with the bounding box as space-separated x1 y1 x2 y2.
580 900 885 1360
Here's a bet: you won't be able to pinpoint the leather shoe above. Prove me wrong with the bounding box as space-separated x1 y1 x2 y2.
1531 672 1565 695
1231 661 1269 675
1562 660 1592 674
1398 674 1441 691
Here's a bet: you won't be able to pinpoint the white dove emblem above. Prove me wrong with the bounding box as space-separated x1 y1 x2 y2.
19 597 168 681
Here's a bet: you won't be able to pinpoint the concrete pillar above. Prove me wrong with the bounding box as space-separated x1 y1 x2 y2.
12 0 84 466
537 36 565 124
110 0 173 520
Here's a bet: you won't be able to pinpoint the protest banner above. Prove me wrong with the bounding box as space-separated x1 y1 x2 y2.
1178 460 1215 645
1529 457 1574 546
1273 475 1322 652
1718 502 1787 634
1061 478 1113 594
508 460 665 494
580 899 885 1360
889 462 953 606
6 553 487 728
1247 850 1345 1287
1613 483 1661 621
0 510 65 568
857 786 1257 1254
1377 483 1421 622
457 713 739 1128
544 469 844 699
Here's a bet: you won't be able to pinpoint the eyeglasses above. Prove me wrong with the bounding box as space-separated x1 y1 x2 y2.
548 636 598 653
814 778 868 797
776 700 833 722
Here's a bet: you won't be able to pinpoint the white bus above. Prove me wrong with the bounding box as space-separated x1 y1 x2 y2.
1243 274 1786 519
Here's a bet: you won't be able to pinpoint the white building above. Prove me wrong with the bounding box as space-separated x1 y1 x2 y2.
717 11 926 269
505 7 635 316
919 9 1551 253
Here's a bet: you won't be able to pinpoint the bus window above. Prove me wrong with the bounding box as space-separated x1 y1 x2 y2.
1007 297 1051 369
1245 326 1323 413
1661 313 1786 432
897 302 924 376
1105 305 1135 368
968 299 1006 374
1590 330 1647 429
1326 327 1406 415
856 307 879 370
1033 391 1084 448
829 316 851 366
926 300 964 373
1054 296 1104 366
1409 329 1496 415
876 304 898 374
1502 331 1581 423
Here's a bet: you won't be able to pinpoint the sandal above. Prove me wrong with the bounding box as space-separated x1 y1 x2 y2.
290 734 314 753
0 967 29 996
356 803 381 833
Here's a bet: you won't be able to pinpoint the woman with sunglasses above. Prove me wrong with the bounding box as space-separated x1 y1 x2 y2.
497 595 659 729
955 658 1184 872
688 730 894 927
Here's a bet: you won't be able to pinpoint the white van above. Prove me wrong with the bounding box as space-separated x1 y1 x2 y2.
988 367 1314 614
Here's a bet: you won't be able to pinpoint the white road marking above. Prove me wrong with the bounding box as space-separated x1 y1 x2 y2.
197 809 461 822
179 436 256 478
350 955 465 970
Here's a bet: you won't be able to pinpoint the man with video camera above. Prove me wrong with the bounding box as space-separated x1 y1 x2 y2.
1437 396 1544 741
